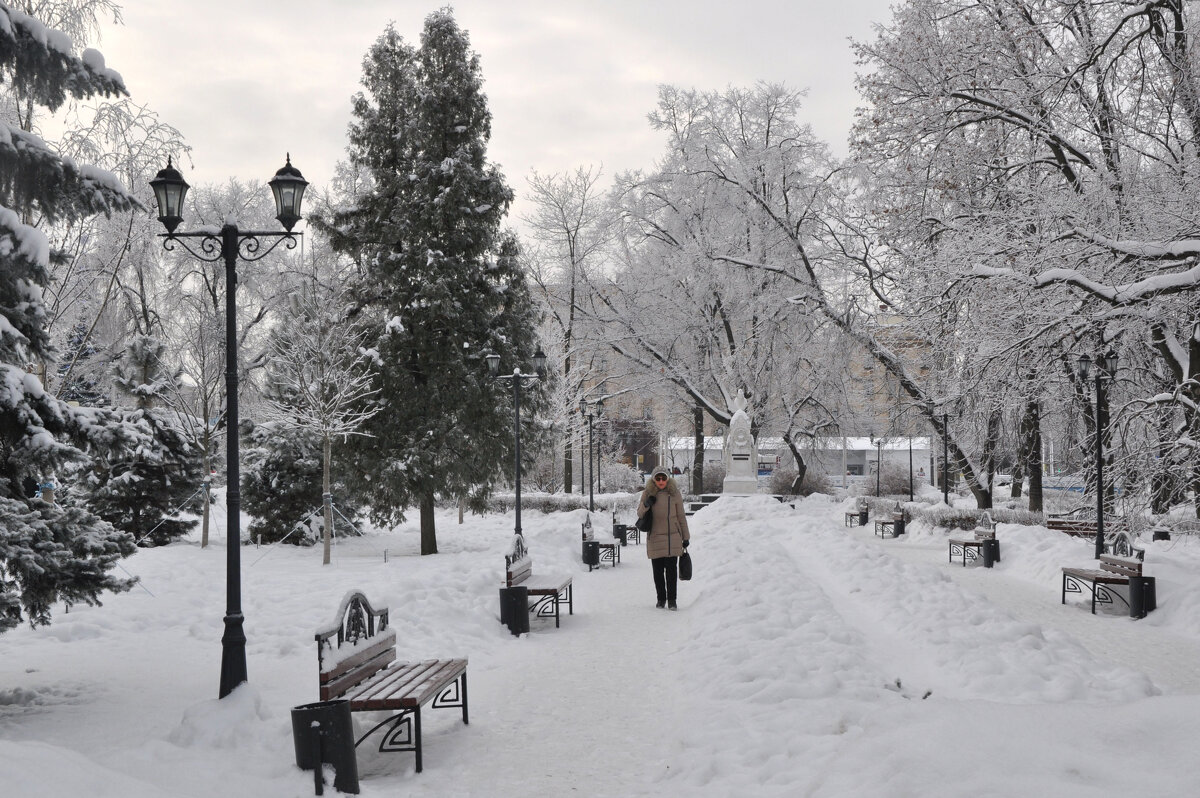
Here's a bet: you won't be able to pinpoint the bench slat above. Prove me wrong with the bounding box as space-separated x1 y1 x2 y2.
345 658 468 711
1062 567 1131 584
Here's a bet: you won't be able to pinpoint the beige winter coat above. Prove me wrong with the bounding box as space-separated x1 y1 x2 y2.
636 475 691 559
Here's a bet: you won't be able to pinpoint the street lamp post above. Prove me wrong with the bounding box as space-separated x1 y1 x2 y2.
579 398 602 511
486 349 547 538
941 413 950 506
1074 351 1118 560
908 435 914 501
869 432 882 497
150 155 308 700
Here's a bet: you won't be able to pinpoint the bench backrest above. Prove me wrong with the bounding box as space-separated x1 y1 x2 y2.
1099 555 1142 578
582 522 594 542
505 533 532 587
315 591 396 700
974 512 997 539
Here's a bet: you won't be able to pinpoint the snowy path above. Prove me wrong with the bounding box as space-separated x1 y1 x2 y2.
378 549 696 797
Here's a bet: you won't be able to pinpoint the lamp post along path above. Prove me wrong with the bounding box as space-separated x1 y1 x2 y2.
487 349 547 538
579 398 603 512
151 155 308 699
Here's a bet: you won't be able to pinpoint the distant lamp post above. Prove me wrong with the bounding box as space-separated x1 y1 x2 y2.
869 432 883 497
486 348 547 538
1074 351 1118 560
908 434 914 502
580 398 603 511
150 154 307 700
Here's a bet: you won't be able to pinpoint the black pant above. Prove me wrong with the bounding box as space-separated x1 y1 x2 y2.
652 556 678 603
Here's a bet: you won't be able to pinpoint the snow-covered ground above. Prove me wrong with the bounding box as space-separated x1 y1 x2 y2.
3 493 1200 797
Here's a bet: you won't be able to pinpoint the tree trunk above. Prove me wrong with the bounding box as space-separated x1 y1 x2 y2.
1023 399 1044 513
322 434 333 565
420 492 438 555
782 431 807 494
691 403 704 494
200 453 212 549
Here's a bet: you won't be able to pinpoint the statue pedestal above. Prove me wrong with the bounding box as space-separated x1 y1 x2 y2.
722 476 759 494
723 452 758 495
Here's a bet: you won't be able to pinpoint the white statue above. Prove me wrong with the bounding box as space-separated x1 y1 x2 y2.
723 387 759 494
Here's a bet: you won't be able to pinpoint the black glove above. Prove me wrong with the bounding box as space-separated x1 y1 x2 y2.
644 495 656 507
682 540 689 549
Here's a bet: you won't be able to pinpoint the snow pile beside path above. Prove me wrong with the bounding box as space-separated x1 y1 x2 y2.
796 514 1158 703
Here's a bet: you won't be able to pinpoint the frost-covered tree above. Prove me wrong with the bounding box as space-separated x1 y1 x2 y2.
522 166 612 493
84 334 202 546
317 10 545 554
852 0 1200 515
258 280 379 563
1 1 140 630
56 319 108 405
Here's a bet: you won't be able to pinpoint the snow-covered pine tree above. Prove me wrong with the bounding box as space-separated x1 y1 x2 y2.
316 10 545 554
240 417 364 548
1 1 141 630
85 334 202 546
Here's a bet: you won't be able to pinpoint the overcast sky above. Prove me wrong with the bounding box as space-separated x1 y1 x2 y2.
98 0 895 220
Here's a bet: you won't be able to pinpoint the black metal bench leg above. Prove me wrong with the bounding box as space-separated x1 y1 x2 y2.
461 673 469 725
414 706 422 773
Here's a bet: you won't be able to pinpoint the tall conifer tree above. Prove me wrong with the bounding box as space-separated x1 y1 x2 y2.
318 9 544 554
1 2 140 629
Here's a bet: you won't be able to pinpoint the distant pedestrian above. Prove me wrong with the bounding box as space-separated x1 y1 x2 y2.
635 467 691 610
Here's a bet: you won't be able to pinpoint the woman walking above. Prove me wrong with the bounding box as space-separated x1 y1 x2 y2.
636 467 691 610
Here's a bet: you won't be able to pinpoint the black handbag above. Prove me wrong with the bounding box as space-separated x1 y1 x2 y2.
635 511 653 533
678 550 692 581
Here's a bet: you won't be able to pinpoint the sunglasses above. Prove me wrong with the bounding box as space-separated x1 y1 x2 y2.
654 475 668 481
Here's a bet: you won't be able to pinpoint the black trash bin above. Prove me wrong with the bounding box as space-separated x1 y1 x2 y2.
613 524 628 546
582 540 600 569
858 509 869 526
499 585 529 635
982 538 1000 568
893 517 905 536
1130 575 1157 619
291 699 359 795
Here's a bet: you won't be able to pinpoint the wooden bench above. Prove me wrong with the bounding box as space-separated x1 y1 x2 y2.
845 500 868 527
582 521 619 570
1046 513 1136 557
875 503 906 538
504 533 573 628
949 514 998 566
314 591 468 774
1061 555 1144 615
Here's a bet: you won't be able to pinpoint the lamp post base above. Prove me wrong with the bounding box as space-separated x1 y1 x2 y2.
219 613 248 698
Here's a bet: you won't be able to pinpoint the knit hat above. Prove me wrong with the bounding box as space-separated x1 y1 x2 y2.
652 467 670 479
